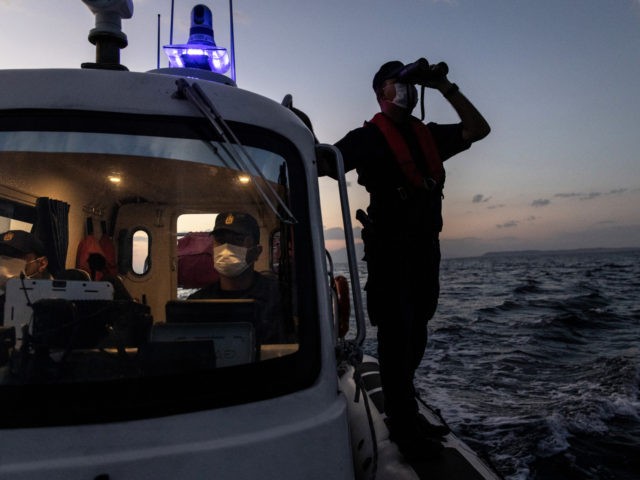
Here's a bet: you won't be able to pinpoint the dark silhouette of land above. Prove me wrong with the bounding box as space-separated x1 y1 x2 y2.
481 247 640 258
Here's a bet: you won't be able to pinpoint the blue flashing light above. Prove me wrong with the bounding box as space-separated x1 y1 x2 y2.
163 4 230 74
164 45 230 72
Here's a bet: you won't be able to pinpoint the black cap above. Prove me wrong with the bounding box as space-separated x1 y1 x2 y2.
212 212 260 243
0 230 46 258
372 60 404 91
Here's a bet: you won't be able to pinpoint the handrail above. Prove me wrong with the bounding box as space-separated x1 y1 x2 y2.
316 144 366 347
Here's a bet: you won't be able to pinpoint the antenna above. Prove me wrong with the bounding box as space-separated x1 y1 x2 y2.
157 14 161 70
169 0 175 45
229 0 236 82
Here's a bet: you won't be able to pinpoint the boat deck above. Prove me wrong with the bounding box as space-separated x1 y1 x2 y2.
354 359 502 480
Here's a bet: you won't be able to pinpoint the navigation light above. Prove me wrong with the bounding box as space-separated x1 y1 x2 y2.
163 4 230 74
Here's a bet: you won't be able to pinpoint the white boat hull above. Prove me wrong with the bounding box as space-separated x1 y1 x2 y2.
339 355 502 480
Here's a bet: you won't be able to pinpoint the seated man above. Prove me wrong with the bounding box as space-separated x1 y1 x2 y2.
0 230 52 324
0 230 51 285
188 212 284 344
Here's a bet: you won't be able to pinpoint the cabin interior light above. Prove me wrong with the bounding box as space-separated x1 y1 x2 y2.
108 174 122 184
163 4 230 74
237 175 251 185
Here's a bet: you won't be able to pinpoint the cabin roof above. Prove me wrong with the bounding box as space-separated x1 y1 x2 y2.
0 68 316 153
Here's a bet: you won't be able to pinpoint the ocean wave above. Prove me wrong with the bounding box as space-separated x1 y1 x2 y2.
513 278 545 295
478 299 523 314
370 251 640 478
537 413 571 456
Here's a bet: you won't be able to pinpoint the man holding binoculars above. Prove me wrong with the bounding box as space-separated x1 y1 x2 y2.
328 58 490 459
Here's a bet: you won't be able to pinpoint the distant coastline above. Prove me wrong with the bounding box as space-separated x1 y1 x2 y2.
328 245 640 264
480 246 640 258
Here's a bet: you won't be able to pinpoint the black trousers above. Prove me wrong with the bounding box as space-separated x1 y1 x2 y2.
364 231 441 429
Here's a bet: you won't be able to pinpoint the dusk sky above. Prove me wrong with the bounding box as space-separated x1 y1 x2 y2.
2 0 639 257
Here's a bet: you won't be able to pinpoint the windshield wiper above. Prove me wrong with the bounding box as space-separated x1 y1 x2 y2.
174 78 297 224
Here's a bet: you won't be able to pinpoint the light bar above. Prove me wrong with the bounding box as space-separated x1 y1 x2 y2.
164 45 230 73
163 4 230 74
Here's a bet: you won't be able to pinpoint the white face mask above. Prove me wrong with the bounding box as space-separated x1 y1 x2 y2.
213 243 250 278
0 255 26 293
392 82 418 111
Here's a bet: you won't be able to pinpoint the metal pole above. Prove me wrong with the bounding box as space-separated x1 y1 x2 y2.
315 144 366 346
229 0 236 82
169 0 175 45
156 14 161 69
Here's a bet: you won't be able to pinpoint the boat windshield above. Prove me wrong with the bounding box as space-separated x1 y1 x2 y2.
0 112 318 427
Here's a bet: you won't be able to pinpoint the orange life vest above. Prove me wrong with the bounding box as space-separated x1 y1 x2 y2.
368 112 444 188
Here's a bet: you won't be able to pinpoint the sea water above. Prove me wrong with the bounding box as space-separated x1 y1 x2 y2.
338 249 640 479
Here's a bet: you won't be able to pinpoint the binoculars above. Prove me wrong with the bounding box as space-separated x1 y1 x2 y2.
396 58 448 85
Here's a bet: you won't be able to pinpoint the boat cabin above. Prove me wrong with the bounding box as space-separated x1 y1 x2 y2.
0 67 332 428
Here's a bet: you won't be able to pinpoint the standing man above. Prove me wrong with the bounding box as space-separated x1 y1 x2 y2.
322 59 490 458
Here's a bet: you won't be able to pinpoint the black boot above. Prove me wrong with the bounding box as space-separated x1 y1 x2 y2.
416 413 450 438
388 418 444 460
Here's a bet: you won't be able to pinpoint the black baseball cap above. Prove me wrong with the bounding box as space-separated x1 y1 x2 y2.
0 230 46 258
212 212 260 243
372 60 405 91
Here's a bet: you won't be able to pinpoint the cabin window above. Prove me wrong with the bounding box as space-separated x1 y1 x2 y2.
131 228 151 275
0 198 35 232
0 111 319 427
176 213 217 299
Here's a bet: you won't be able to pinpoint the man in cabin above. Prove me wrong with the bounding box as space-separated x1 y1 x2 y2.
0 230 52 284
0 230 52 324
320 60 490 458
188 212 284 344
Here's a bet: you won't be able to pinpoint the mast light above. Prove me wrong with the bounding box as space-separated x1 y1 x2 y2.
163 4 230 74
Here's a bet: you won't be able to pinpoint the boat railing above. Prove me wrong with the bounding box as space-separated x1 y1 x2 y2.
316 144 366 348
